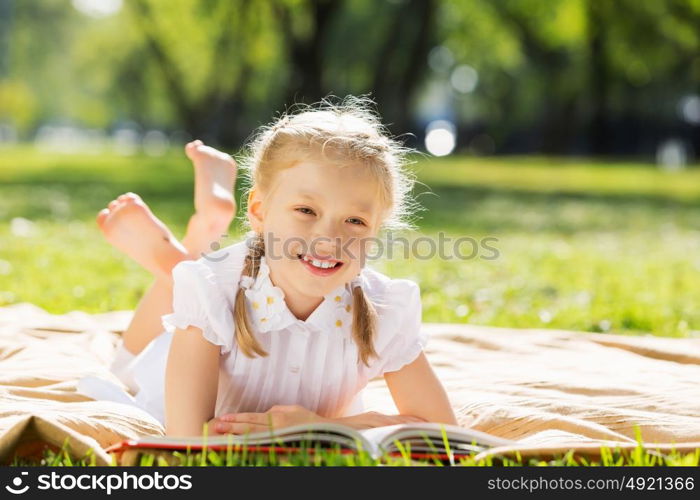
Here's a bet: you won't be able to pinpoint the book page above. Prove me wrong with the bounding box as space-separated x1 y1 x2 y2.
134 421 369 448
359 423 514 451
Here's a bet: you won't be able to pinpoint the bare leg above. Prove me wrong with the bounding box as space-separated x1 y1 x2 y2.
121 276 174 355
100 142 237 356
181 140 237 256
97 193 192 354
97 192 190 280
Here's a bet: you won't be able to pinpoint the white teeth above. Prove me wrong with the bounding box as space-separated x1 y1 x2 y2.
301 255 338 269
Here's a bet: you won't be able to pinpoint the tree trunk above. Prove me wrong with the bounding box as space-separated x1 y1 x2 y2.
370 0 437 138
586 0 611 155
274 0 344 106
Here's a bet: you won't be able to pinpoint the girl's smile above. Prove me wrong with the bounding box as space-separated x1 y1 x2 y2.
298 252 344 276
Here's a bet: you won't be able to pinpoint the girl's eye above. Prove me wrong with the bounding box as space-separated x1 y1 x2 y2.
294 207 367 226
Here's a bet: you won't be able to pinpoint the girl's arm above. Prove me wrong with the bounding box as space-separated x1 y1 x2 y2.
165 325 220 436
329 352 457 430
383 352 458 425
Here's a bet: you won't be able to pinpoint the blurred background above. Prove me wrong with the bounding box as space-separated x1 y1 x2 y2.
2 0 699 157
1 0 699 338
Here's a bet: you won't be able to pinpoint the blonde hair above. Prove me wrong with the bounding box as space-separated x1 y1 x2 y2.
232 95 420 366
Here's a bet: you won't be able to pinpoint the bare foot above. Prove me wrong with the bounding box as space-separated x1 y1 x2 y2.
182 140 237 256
97 193 190 279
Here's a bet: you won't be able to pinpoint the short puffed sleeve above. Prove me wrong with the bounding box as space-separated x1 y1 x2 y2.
161 259 236 355
373 279 428 376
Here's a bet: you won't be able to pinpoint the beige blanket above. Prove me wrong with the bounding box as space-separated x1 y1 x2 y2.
1 303 699 465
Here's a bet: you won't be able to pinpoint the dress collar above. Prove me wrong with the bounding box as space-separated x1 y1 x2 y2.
239 255 361 337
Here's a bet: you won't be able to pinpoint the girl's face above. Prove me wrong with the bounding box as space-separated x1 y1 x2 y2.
247 158 384 305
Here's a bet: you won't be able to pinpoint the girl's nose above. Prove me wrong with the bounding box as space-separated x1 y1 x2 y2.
311 221 343 254
310 235 339 256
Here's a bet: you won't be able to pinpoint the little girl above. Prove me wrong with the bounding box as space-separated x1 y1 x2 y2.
78 96 457 436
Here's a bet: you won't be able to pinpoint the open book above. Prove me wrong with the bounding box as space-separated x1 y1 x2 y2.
105 422 514 462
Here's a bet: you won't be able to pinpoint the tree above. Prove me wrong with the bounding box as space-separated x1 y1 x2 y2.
127 0 255 141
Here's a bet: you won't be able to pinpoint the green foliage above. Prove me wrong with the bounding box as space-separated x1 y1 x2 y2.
436 0 700 150
0 80 37 131
3 0 698 150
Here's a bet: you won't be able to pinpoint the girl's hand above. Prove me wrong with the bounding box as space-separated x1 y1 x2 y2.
205 415 228 435
212 404 330 435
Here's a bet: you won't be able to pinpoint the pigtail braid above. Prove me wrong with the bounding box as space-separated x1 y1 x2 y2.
351 284 379 367
233 232 268 358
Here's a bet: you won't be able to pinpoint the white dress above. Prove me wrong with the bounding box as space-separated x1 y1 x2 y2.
77 240 428 427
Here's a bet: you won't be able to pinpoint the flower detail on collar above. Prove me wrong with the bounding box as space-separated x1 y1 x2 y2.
239 255 359 336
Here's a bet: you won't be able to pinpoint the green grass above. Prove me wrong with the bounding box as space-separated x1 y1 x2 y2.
12 434 700 467
1 146 698 337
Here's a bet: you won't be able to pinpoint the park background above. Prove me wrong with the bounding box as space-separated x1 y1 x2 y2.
1 0 699 339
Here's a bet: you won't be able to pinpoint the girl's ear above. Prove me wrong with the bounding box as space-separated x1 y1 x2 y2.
247 187 264 232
